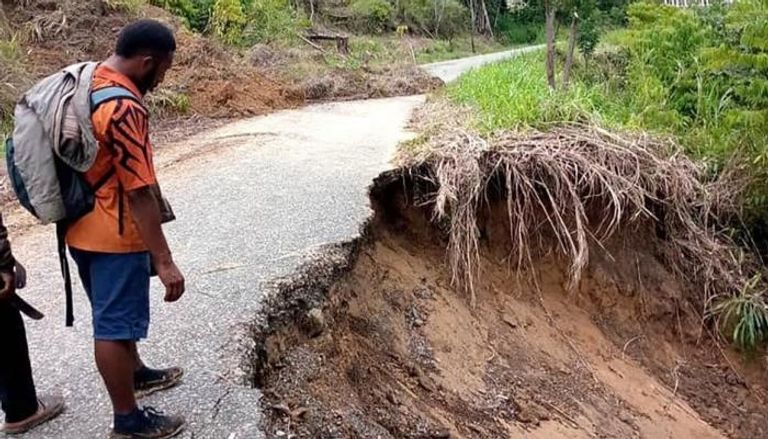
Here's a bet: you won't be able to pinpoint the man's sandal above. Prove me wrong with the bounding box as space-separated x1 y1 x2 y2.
2 393 65 435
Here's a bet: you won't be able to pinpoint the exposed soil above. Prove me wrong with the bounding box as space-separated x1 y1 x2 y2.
2 1 441 121
253 171 768 438
1 0 299 119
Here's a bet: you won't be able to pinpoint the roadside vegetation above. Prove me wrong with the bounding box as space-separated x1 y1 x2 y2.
407 0 768 352
0 0 550 140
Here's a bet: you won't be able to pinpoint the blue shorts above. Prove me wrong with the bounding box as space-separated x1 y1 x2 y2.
70 248 151 341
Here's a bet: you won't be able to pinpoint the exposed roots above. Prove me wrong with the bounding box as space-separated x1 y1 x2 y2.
398 102 764 317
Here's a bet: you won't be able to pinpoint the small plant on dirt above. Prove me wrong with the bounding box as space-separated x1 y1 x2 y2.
146 89 190 118
103 0 146 14
711 275 768 352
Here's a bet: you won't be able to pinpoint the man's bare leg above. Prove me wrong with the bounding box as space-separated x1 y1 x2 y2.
94 340 136 415
129 342 145 371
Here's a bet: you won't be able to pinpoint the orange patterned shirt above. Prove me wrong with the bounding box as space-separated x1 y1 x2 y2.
66 64 157 253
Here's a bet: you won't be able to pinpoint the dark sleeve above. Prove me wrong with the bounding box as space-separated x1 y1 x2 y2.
0 212 15 272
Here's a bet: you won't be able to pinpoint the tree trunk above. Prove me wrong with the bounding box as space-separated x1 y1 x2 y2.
562 12 579 88
469 0 477 53
481 0 493 38
545 2 557 89
309 0 315 24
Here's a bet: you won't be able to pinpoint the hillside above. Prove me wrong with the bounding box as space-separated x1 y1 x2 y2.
0 0 454 141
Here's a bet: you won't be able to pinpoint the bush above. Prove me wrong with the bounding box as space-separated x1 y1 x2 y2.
350 0 394 33
151 0 214 32
242 0 309 45
497 18 545 44
438 0 469 41
210 0 246 45
711 275 768 352
495 3 545 44
401 0 469 41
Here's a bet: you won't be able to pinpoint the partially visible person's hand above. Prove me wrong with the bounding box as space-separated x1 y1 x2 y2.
15 261 27 289
154 256 185 302
0 269 16 301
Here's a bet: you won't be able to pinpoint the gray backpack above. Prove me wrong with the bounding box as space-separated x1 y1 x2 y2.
5 62 138 326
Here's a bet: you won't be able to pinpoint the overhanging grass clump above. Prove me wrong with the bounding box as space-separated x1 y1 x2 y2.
399 101 766 349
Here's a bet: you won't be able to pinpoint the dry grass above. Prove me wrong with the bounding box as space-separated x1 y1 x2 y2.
398 101 764 315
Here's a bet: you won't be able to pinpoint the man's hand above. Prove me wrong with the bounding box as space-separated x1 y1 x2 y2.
0 269 16 301
154 256 185 302
127 186 185 302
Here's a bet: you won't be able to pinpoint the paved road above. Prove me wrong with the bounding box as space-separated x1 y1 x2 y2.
9 96 424 438
422 44 545 82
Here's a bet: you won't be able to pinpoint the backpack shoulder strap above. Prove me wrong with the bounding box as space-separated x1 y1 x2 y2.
90 86 141 113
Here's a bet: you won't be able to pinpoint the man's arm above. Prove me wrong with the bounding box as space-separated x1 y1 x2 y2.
109 100 184 302
0 212 16 300
127 186 185 302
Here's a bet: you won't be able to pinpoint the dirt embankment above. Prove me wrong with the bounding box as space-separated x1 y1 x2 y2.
2 1 442 124
1 0 299 119
251 167 768 438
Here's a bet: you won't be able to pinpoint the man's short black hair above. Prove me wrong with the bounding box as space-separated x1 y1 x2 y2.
116 19 176 59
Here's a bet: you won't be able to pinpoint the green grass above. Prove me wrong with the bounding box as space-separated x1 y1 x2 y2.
283 34 513 81
414 37 509 64
447 47 764 171
446 51 632 133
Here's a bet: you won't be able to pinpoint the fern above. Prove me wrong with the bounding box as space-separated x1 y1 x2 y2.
711 275 768 351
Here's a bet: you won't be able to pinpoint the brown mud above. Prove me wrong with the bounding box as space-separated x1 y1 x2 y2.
252 170 768 438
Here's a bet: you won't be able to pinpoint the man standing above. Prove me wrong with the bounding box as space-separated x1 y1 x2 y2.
0 214 65 434
66 20 186 438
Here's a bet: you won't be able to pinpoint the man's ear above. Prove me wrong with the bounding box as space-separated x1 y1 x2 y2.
139 55 156 73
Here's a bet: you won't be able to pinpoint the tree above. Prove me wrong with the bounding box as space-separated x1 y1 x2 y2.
469 0 477 52
562 11 579 87
577 13 600 59
545 0 557 89
542 0 600 90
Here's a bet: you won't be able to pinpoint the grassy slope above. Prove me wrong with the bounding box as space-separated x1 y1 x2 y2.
446 46 752 167
446 51 631 133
